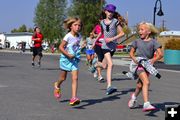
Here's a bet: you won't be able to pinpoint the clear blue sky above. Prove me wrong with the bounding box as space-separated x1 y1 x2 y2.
0 0 180 33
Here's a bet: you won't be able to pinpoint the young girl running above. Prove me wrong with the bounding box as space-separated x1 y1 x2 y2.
54 17 82 106
92 16 105 82
96 4 124 95
85 32 95 67
128 22 163 112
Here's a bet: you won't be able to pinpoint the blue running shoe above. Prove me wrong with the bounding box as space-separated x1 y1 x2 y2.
88 66 96 73
106 86 117 95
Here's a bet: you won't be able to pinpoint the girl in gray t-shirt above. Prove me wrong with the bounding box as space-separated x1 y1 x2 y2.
128 22 163 112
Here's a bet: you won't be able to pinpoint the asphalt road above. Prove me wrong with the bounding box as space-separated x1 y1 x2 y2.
0 51 180 120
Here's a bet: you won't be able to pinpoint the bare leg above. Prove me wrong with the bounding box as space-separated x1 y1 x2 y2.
139 72 150 103
55 70 67 88
96 58 107 69
86 54 91 65
134 80 142 97
90 54 95 65
104 52 113 88
32 55 35 62
96 67 102 77
71 70 78 98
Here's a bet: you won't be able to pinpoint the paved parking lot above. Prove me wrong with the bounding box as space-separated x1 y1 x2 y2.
0 51 180 120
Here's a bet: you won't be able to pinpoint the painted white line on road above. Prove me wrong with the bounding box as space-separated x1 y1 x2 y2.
82 58 180 73
158 69 180 73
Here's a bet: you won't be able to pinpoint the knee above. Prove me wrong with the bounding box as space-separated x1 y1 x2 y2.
72 76 78 82
60 76 66 81
137 83 142 89
60 78 66 82
143 80 150 86
102 64 107 69
107 62 113 68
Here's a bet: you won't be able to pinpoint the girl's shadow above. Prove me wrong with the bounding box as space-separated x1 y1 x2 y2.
60 88 135 109
144 102 180 117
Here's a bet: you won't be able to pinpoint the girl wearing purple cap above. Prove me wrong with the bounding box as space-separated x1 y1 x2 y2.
95 4 124 95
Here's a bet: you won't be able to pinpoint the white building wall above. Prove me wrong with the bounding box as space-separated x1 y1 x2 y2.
6 35 32 49
0 34 6 48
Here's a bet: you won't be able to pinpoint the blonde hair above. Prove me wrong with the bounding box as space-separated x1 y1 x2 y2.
90 32 93 36
138 22 159 37
63 17 82 31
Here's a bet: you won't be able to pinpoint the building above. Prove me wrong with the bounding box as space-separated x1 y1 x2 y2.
0 33 6 48
160 31 180 37
1 32 33 49
158 31 180 51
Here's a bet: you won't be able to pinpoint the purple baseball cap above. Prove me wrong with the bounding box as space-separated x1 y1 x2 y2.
104 4 116 13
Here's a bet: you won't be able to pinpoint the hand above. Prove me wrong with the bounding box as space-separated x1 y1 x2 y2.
105 38 112 43
133 59 138 64
68 54 74 59
150 59 155 65
132 58 138 64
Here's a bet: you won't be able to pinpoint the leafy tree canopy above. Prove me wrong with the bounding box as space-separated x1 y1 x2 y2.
34 0 67 44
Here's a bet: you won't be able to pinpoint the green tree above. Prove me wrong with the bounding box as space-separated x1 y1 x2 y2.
34 0 67 44
122 26 131 39
11 28 18 33
19 24 27 32
11 24 28 33
27 28 33 33
68 0 105 37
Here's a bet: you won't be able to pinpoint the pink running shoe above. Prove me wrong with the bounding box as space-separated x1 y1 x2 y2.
54 82 61 99
69 97 81 106
142 102 156 112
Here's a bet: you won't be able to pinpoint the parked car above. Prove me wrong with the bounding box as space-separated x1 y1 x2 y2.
42 44 49 51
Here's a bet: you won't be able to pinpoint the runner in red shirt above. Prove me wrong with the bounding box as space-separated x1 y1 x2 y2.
31 26 43 67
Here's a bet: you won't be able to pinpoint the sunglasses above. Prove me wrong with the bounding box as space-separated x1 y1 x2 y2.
106 25 110 32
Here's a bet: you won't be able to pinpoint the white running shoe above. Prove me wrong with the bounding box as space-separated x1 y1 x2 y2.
128 93 137 108
93 70 97 78
98 76 104 82
142 101 156 112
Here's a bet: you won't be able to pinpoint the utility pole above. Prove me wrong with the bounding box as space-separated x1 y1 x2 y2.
125 11 128 26
162 19 166 31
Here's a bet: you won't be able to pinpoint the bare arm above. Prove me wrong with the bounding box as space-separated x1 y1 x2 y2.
81 40 87 49
150 48 163 64
106 25 124 43
92 32 102 48
32 37 40 41
59 40 74 59
129 47 138 64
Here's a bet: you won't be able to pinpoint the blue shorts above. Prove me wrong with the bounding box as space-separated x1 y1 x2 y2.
59 54 79 71
86 49 95 55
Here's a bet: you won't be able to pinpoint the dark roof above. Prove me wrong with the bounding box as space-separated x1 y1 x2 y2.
4 32 33 36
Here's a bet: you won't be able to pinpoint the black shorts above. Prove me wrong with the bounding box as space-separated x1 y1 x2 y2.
33 47 43 57
94 45 104 62
102 49 115 57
